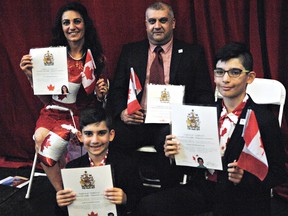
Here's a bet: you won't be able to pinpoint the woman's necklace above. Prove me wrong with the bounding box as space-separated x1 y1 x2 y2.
68 51 86 68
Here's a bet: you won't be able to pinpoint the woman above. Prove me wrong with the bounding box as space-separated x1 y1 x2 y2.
19 2 108 191
61 85 69 95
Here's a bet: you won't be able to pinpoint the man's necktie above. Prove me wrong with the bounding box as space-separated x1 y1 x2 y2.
150 46 164 84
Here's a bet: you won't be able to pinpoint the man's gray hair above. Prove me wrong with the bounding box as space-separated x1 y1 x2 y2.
145 1 174 19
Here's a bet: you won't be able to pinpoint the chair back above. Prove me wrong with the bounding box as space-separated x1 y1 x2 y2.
215 78 286 127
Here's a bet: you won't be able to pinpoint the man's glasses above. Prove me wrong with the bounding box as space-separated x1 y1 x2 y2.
214 68 250 78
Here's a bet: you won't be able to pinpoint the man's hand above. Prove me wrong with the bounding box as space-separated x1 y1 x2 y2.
164 135 180 158
120 109 144 124
227 160 244 185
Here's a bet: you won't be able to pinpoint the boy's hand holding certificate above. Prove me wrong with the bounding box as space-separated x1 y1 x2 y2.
171 104 223 170
30 47 69 95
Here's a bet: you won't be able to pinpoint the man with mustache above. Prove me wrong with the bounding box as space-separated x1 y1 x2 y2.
108 1 214 188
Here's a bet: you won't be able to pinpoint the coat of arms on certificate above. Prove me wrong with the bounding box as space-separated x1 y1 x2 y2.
160 88 170 103
43 50 54 66
80 171 95 189
186 109 200 130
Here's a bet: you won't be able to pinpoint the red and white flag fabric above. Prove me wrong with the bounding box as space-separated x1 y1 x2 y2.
38 128 70 167
237 109 268 181
81 49 96 94
127 67 142 114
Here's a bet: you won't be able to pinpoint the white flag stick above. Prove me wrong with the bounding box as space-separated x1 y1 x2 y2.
25 152 38 199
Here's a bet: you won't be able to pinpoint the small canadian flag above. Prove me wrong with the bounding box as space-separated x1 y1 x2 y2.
238 109 268 181
81 49 96 94
127 67 142 114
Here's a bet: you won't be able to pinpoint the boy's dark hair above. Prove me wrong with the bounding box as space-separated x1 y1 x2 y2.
215 42 253 71
79 107 113 131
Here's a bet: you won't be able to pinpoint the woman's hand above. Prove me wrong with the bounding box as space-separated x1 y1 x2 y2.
20 54 33 84
95 78 109 101
56 189 76 207
164 135 180 158
227 160 244 185
104 187 127 205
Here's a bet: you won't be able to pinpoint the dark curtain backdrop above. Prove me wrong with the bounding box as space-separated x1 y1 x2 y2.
0 0 287 194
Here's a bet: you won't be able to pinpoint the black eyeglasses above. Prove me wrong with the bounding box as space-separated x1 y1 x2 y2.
214 68 250 78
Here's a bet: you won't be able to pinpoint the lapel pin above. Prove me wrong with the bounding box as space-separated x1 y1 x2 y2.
178 49 183 53
240 118 246 125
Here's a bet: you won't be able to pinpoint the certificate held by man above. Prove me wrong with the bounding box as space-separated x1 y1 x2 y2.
171 104 223 170
61 165 117 216
30 47 69 95
145 84 185 124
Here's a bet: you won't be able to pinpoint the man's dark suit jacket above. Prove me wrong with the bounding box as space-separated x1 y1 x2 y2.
109 39 214 118
65 151 143 216
107 39 215 187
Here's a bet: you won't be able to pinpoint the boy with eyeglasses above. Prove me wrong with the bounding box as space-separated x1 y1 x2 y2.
137 42 286 216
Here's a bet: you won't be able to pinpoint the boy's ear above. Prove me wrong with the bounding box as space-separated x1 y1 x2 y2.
247 71 256 84
76 130 83 142
109 129 115 142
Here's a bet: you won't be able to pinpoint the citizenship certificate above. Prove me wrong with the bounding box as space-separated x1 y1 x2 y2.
145 84 185 124
61 165 117 216
172 104 223 170
30 47 68 95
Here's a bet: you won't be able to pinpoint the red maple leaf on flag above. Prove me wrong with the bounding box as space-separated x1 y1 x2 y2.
238 109 268 181
84 66 93 80
41 134 52 152
88 211 98 216
47 84 55 91
128 89 131 100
